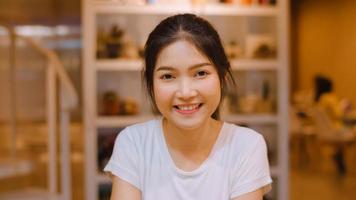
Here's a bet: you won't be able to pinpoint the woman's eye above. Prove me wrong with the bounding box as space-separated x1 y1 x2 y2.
160 74 174 80
195 71 209 78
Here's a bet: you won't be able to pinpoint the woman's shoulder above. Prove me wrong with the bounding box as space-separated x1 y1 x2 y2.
222 122 266 150
224 122 264 140
220 122 268 167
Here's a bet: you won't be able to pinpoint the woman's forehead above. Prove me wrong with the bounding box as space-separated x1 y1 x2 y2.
155 40 211 69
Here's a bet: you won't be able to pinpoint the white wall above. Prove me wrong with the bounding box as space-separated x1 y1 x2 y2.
292 0 356 104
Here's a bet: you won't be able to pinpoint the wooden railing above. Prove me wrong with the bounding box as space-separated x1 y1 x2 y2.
1 25 78 200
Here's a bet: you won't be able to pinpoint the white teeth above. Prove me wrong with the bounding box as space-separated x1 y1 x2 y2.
177 104 199 111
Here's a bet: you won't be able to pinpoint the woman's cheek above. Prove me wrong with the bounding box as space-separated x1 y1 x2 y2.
200 78 221 96
154 84 174 104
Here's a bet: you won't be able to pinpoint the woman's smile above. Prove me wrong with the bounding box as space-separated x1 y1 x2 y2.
173 103 203 115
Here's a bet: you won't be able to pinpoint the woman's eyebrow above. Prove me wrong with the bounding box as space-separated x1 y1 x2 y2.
189 62 212 70
155 66 174 72
155 62 212 72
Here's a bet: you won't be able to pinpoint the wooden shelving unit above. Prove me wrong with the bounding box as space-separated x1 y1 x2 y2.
83 1 289 200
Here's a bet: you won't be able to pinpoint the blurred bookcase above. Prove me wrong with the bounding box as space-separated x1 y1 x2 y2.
82 0 289 200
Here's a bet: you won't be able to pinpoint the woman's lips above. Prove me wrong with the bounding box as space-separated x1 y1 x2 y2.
173 103 202 115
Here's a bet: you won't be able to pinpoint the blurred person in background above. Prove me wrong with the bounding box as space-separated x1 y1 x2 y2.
314 75 354 175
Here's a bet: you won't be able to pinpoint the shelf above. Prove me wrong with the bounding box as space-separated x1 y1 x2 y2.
97 115 157 128
222 114 278 124
0 160 33 179
96 58 277 71
0 188 60 200
202 4 277 16
230 59 278 71
96 59 143 71
93 2 278 16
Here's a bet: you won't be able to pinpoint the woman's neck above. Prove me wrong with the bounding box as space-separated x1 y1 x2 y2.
162 117 222 155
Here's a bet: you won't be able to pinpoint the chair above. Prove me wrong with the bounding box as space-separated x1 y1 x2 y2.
311 106 355 144
289 106 317 167
310 106 356 174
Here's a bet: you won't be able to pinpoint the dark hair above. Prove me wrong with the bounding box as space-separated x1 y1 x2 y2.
314 75 333 102
143 13 235 119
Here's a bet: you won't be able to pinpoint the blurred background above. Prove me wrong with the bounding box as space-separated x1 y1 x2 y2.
0 0 356 200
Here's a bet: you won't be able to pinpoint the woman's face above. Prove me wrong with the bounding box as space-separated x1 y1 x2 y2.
153 40 221 130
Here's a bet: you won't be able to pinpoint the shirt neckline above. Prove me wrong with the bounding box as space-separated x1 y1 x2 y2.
156 117 227 176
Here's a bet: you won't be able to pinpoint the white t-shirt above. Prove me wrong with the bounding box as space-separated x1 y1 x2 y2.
104 118 272 199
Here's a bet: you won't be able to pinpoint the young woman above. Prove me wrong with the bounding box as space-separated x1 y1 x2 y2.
104 14 272 200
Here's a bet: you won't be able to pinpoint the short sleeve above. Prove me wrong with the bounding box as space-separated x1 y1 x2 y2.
103 127 141 190
230 134 272 198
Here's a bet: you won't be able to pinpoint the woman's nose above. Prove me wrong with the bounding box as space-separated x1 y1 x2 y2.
176 78 197 99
